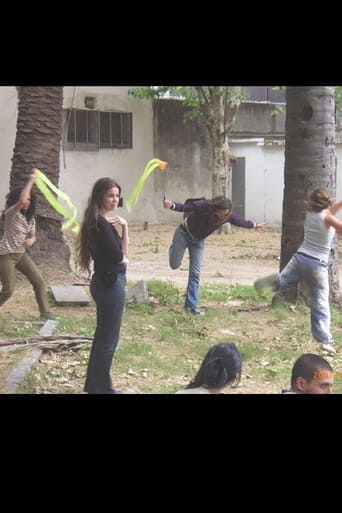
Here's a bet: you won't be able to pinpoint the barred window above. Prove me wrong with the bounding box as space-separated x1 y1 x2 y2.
63 109 132 150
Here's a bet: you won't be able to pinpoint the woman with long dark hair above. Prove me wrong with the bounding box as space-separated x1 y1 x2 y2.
164 195 265 314
0 169 54 319
78 177 129 394
176 342 242 394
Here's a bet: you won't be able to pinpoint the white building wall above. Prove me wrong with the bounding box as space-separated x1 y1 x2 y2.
231 140 342 227
60 86 154 223
263 144 285 226
230 140 285 226
0 86 154 224
0 87 19 207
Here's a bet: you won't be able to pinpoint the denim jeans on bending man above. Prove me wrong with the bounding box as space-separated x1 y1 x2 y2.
278 252 331 345
168 225 205 311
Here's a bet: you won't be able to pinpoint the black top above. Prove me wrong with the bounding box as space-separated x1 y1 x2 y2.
91 215 124 276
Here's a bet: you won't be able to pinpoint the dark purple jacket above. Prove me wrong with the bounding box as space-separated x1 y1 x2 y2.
172 199 254 240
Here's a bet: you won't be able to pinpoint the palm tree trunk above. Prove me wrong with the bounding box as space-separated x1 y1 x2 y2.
11 86 70 268
281 86 339 304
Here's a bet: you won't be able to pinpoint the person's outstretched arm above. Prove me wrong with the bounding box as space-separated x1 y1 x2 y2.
13 169 36 213
229 211 266 232
325 211 342 235
163 198 201 213
329 200 342 216
325 200 342 234
163 198 175 210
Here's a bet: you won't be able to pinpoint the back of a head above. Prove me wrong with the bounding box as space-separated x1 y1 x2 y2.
291 353 333 388
211 196 232 211
188 342 242 390
306 189 332 212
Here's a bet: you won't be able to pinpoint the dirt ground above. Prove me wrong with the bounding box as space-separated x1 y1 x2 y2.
0 224 282 319
121 223 280 287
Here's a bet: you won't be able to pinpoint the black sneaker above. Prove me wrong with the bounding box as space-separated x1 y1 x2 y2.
185 307 205 316
40 312 58 321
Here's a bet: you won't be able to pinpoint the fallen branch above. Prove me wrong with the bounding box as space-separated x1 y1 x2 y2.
237 306 264 312
0 335 92 350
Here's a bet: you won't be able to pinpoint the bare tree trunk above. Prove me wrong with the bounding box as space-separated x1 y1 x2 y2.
199 86 240 235
11 87 70 269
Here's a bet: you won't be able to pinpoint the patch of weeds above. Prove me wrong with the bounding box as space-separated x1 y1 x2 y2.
272 302 291 321
55 316 95 337
126 302 156 315
332 306 342 327
228 284 263 301
240 343 265 361
147 280 182 306
200 283 272 304
264 368 278 380
200 283 231 302
0 313 38 338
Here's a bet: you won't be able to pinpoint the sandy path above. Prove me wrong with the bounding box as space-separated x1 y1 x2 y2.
126 224 280 286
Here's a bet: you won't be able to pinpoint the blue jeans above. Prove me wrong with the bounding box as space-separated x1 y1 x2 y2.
279 252 331 345
84 271 126 394
169 225 205 310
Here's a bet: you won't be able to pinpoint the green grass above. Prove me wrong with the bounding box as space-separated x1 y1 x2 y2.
3 281 342 394
0 312 41 338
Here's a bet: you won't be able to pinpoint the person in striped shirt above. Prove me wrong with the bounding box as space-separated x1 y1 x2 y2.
0 170 55 320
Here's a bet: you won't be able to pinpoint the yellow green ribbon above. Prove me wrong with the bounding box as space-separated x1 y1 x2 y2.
126 158 168 212
34 168 80 234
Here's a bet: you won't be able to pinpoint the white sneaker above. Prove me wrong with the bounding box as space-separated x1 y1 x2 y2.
254 273 279 292
321 344 337 355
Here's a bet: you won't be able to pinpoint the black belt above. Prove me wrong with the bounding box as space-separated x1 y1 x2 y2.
179 221 197 241
297 252 326 263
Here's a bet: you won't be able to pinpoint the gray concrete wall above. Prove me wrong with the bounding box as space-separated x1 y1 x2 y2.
153 99 212 224
153 99 342 227
232 102 285 137
153 99 286 226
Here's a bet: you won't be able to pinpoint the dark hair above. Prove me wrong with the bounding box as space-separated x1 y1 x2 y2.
4 186 36 221
209 196 232 211
204 196 232 223
78 177 122 275
291 353 333 388
306 189 332 212
185 342 242 390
